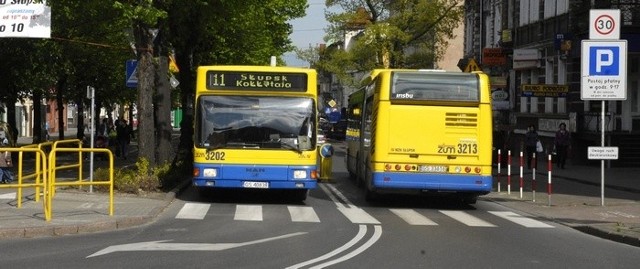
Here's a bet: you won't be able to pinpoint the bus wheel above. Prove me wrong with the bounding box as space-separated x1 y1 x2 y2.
291 189 308 202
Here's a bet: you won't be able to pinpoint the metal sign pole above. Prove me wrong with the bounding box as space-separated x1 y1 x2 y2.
601 101 605 206
87 86 95 193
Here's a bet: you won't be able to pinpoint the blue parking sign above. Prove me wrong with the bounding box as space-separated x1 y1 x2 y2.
581 40 627 100
589 46 619 75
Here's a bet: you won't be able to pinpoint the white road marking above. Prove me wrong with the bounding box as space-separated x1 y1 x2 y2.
390 209 438 226
87 232 307 258
489 211 554 228
288 206 321 223
286 225 368 269
338 207 380 224
309 225 382 269
440 210 496 227
175 203 211 220
234 205 263 221
0 192 16 200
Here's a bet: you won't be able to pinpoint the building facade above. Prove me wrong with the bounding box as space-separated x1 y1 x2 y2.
464 0 640 166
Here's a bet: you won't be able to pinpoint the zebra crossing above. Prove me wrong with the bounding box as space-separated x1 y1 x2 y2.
174 202 554 228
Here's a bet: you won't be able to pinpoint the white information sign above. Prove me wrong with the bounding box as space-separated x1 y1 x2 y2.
581 40 627 100
588 147 619 160
0 1 51 38
590 9 620 40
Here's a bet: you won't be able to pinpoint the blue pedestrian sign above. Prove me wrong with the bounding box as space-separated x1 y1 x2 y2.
126 60 138 88
581 40 627 100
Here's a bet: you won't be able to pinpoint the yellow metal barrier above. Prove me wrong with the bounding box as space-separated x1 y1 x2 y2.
51 139 84 188
0 147 49 220
19 141 53 204
47 147 114 220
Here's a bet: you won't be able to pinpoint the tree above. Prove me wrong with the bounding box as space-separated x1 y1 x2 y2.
319 0 463 82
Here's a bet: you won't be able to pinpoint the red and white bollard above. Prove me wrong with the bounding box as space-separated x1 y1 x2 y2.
519 151 524 199
532 152 537 202
547 153 553 206
507 150 512 195
497 149 502 193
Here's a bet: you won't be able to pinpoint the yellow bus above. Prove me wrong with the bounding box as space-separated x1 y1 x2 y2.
193 66 319 201
346 69 493 203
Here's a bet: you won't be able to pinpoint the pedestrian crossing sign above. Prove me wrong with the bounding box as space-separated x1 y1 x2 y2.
464 58 481 72
126 60 138 88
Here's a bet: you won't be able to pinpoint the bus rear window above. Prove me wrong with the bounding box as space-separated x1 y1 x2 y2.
390 72 479 102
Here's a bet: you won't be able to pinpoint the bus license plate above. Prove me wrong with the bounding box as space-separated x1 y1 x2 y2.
419 165 447 173
243 181 269 189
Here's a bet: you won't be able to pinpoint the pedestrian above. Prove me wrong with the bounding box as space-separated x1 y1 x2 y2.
554 123 571 169
116 118 131 160
524 124 539 170
0 128 13 184
44 121 50 140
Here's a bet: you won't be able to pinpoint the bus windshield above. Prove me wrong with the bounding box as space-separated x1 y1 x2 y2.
390 72 480 102
196 95 316 151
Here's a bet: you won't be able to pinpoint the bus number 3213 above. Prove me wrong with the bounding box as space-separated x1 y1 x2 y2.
438 144 478 154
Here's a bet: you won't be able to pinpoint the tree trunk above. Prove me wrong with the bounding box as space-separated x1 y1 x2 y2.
134 22 156 166
56 78 66 140
173 50 194 169
155 56 172 164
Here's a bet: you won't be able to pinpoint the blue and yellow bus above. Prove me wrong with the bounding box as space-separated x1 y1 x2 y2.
193 66 319 201
346 69 493 203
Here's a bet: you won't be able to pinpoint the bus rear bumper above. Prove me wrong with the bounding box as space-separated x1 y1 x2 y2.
372 172 492 193
192 178 317 189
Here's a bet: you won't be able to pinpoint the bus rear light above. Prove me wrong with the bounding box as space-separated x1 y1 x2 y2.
395 164 402 171
193 168 200 177
454 166 462 173
474 167 481 174
385 164 392 171
405 164 412 171
464 167 471 173
311 170 318 179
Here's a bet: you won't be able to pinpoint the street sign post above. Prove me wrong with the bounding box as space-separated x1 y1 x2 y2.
582 9 626 206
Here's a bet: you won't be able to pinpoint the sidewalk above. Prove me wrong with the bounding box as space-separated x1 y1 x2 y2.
0 130 189 239
485 160 640 247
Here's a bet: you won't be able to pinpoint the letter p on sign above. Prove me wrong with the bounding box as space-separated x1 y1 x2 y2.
590 46 619 75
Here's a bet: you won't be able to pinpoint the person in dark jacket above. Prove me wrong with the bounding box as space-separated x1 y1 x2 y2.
554 123 571 169
116 118 131 160
524 124 539 169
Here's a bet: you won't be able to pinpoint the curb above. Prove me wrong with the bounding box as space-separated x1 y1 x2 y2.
574 225 640 247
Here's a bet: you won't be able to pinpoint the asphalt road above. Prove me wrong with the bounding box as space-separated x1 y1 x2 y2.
0 146 639 268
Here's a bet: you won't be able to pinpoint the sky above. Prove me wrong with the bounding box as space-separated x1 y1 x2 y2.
284 1 333 67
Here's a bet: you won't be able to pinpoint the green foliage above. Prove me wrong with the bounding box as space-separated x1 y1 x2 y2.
321 0 463 74
93 157 188 194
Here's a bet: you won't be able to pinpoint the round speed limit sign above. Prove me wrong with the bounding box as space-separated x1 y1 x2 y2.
590 9 620 39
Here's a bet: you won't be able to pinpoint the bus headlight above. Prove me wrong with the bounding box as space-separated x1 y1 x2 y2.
293 170 307 179
203 168 218 178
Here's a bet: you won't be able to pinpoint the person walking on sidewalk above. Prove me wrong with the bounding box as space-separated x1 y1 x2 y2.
554 123 571 169
524 124 539 170
0 128 13 184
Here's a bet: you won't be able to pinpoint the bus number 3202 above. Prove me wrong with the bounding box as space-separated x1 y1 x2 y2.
206 151 226 160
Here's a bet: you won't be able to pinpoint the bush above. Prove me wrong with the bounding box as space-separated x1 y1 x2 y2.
92 157 188 194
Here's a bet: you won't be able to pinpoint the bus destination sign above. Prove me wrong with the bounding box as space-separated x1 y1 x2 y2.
206 71 307 92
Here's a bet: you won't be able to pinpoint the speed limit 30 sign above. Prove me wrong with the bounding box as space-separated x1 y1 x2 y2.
590 10 620 39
